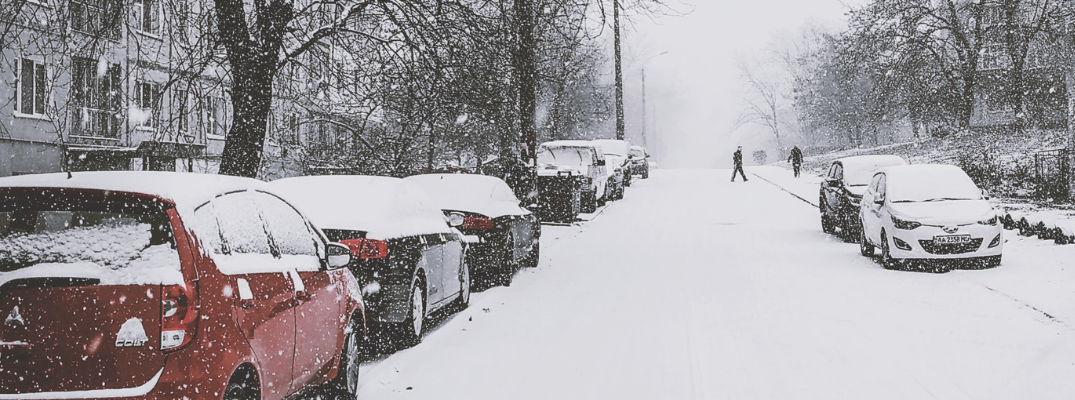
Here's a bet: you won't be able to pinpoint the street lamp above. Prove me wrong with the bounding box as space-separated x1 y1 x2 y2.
641 51 668 150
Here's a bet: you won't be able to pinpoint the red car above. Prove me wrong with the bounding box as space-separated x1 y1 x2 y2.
0 171 363 400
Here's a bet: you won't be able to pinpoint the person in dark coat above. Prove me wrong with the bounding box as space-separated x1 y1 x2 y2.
731 146 748 182
788 145 803 178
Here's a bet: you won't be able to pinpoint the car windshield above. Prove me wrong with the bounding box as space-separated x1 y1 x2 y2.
887 168 983 203
629 148 645 158
593 140 628 157
537 146 591 167
0 196 180 284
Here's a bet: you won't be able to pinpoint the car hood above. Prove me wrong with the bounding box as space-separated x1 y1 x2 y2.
888 200 995 225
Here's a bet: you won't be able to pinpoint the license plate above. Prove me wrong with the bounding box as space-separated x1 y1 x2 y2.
934 235 971 244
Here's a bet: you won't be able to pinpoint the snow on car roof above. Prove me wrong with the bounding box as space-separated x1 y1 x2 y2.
405 174 528 218
836 155 908 186
0 171 264 210
879 164 982 202
540 140 598 148
591 139 630 156
269 175 452 239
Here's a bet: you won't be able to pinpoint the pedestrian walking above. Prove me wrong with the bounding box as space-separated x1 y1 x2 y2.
731 146 748 182
788 145 803 178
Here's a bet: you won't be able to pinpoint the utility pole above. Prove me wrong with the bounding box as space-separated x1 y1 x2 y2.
641 68 647 147
613 0 625 140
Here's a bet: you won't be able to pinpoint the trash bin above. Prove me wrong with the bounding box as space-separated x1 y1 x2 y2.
537 170 582 223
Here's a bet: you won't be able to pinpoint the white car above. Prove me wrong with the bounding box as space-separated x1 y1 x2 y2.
859 164 1003 270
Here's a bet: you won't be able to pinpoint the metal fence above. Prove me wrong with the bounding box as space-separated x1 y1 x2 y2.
1034 148 1070 200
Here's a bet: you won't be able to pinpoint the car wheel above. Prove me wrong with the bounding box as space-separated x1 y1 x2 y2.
820 198 835 234
458 260 470 308
222 368 260 400
642 168 649 179
582 192 597 213
398 278 426 348
624 172 632 187
327 319 362 396
859 228 874 257
880 231 899 270
984 255 1002 268
523 242 540 268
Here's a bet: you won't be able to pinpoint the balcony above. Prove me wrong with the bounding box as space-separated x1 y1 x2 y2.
70 107 120 141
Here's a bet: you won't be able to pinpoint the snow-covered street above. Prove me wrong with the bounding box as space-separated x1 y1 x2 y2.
353 169 1075 400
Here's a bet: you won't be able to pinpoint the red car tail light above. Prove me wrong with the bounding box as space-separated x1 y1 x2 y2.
462 216 494 230
161 282 198 352
339 238 389 259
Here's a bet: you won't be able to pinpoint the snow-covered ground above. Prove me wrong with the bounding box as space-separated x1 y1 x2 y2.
340 168 1075 400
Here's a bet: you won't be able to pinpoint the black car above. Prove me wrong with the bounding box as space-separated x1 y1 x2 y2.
270 176 470 349
820 155 907 240
407 174 541 287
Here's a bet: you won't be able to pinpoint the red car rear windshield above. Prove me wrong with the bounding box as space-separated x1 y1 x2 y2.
0 188 180 284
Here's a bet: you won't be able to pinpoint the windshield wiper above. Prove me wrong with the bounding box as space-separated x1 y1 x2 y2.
919 197 974 202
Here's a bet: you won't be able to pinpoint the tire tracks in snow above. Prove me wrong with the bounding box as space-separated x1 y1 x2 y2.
748 172 818 208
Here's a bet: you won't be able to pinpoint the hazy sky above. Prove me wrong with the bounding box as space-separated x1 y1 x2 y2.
622 0 863 168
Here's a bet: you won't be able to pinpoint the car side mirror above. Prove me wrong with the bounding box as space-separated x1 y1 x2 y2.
827 179 841 188
596 159 606 166
447 212 466 227
981 188 990 200
326 243 351 270
874 195 885 205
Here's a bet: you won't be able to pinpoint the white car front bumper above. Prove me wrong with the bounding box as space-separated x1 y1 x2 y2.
886 223 1003 260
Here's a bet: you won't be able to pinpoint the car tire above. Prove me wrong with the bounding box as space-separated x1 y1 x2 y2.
642 168 649 179
582 192 597 213
624 172 632 187
222 368 260 400
859 228 874 257
327 319 362 396
397 277 426 348
522 242 540 268
453 261 471 311
984 255 1002 268
880 231 899 270
820 199 835 234
839 215 858 243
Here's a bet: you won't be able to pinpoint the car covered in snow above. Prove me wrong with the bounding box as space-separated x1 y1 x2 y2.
819 155 907 240
858 164 1003 270
628 145 650 179
0 171 363 400
536 140 608 213
406 174 541 286
269 175 469 349
592 139 633 191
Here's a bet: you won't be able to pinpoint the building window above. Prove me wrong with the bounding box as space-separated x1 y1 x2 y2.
70 57 121 139
17 58 47 117
134 81 160 129
202 96 227 138
70 0 122 40
134 0 160 35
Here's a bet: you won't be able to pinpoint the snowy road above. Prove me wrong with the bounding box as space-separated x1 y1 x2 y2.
351 169 1075 400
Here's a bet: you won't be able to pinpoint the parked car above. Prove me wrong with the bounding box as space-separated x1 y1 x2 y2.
593 139 633 188
406 174 541 286
270 175 469 349
629 145 650 179
858 164 1003 271
820 155 907 240
537 140 607 213
0 171 363 400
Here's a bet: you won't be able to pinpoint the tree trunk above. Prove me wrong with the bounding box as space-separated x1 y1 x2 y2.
514 0 537 163
219 65 275 177
613 0 625 140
